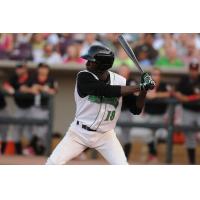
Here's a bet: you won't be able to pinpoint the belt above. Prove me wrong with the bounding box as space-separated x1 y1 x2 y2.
76 121 96 132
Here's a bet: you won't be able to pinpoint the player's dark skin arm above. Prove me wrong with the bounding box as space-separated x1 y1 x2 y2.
77 72 143 98
136 90 147 110
120 85 141 96
95 68 142 95
90 69 148 96
94 66 142 94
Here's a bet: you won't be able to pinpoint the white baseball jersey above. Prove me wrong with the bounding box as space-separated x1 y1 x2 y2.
70 70 126 133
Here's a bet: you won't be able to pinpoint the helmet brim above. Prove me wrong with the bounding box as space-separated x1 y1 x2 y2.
81 54 96 62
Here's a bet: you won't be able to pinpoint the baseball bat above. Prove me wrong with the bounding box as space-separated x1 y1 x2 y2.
118 34 144 73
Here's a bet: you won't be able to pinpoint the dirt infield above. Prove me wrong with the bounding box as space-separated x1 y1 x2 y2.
0 155 157 165
0 155 150 165
1 143 200 165
0 156 107 165
0 155 189 165
0 154 198 165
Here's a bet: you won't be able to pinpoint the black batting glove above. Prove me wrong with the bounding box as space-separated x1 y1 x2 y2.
141 72 151 83
140 82 155 91
140 72 156 91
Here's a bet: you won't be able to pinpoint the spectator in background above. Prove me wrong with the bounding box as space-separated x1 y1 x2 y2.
155 46 184 68
134 33 158 65
101 33 119 55
191 33 200 49
59 33 74 56
30 63 58 155
80 33 101 55
181 40 199 66
47 33 60 46
172 61 200 164
154 34 176 56
175 33 190 57
113 46 134 69
73 33 85 41
153 33 165 50
134 33 145 46
63 42 85 64
31 33 46 63
135 45 152 68
0 34 14 59
11 33 33 61
0 90 9 154
3 63 35 155
36 43 62 64
15 33 32 46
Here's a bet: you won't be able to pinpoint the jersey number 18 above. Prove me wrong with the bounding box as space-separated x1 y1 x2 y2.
105 110 115 121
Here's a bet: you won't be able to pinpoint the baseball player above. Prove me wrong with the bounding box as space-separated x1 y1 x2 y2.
46 45 155 165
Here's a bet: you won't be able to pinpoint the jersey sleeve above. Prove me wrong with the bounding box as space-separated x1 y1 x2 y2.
77 72 121 98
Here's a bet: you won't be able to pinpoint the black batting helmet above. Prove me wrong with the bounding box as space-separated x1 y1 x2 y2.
81 45 114 71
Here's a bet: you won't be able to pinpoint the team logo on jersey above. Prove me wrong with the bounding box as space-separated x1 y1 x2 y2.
88 95 119 108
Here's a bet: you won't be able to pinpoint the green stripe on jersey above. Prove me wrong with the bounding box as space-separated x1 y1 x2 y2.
88 95 119 108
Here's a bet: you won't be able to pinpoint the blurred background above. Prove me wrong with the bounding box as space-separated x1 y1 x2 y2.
0 33 200 164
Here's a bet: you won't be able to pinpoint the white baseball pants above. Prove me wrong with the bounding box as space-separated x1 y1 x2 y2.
46 128 128 165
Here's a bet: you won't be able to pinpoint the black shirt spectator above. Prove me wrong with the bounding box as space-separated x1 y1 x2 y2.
30 76 57 108
176 75 200 112
134 34 158 64
6 73 34 109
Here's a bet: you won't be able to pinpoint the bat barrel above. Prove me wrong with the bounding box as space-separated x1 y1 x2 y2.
118 34 144 73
